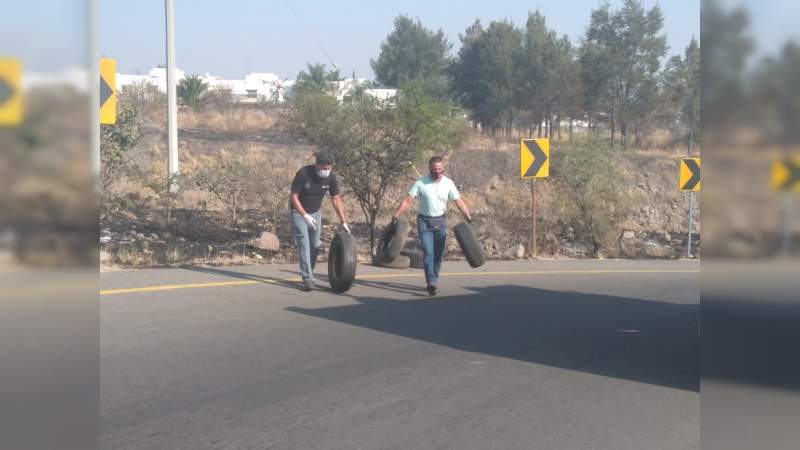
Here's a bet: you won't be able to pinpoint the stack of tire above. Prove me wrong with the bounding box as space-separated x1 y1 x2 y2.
373 219 485 270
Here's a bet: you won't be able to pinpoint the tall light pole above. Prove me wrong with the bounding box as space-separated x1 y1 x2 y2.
90 0 100 179
165 0 179 190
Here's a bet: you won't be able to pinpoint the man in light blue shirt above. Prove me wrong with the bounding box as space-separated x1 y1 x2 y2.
392 156 472 296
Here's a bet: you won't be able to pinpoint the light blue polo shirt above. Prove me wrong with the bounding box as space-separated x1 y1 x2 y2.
408 175 460 217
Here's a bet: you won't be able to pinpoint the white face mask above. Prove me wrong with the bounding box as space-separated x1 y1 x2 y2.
317 169 331 178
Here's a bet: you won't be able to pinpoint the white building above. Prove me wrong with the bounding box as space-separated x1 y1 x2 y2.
114 67 396 105
116 67 186 93
364 88 397 105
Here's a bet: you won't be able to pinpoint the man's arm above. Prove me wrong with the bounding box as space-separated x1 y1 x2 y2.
455 197 472 222
332 195 346 223
291 193 307 216
392 195 414 219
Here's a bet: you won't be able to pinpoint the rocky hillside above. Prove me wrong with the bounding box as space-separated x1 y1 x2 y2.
100 110 699 269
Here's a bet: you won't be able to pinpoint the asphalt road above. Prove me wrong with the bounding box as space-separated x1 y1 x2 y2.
101 260 699 450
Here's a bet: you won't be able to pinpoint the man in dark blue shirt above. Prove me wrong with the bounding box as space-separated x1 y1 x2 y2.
290 153 350 291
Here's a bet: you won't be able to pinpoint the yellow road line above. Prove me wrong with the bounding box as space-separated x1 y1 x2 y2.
100 269 698 296
101 280 270 295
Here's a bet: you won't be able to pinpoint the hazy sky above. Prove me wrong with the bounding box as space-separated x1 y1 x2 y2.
98 0 700 79
720 0 800 58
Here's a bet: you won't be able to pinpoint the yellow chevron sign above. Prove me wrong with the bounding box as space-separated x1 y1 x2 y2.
0 58 22 126
679 158 700 192
520 138 549 179
772 158 800 192
100 58 116 125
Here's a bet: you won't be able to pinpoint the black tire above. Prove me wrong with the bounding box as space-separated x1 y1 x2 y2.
375 254 410 269
454 222 485 268
328 232 357 293
401 248 424 269
379 219 410 263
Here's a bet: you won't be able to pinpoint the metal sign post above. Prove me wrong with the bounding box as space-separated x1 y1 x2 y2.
531 179 537 258
772 158 800 256
679 158 701 258
521 138 549 258
782 193 793 257
687 191 695 258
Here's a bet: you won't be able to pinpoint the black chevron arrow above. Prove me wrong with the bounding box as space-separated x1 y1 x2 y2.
0 78 13 105
780 158 800 190
682 159 700 190
523 139 547 177
100 75 113 107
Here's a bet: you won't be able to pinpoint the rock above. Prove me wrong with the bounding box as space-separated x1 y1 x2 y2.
505 244 525 259
150 233 160 240
250 252 264 260
483 239 498 255
254 232 280 251
487 175 500 192
100 235 112 244
622 231 636 240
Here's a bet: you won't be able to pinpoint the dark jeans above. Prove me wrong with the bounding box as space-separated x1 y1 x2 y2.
417 215 447 286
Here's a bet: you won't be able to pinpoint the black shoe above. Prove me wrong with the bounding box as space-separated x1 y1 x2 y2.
427 285 437 296
301 279 315 291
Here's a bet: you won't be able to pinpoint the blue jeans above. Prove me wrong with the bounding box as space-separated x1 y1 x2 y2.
291 210 321 282
417 215 447 286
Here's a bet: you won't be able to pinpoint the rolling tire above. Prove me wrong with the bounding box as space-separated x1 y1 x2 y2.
454 222 485 268
379 219 410 263
328 232 357 293
378 254 411 269
401 248 424 269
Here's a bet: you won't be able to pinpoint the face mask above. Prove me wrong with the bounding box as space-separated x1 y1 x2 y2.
317 169 331 178
429 170 443 180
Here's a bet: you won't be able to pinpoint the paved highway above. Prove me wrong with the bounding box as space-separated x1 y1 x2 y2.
101 260 699 449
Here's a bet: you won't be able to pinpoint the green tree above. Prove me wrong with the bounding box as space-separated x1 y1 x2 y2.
193 153 249 225
552 139 635 257
371 15 452 98
515 11 552 137
579 41 614 134
295 63 340 94
176 75 209 112
288 83 468 250
701 0 752 132
515 11 582 140
584 0 668 147
756 42 800 145
450 20 522 135
100 105 142 210
663 38 701 152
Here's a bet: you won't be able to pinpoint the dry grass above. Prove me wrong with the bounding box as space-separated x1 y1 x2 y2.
101 104 702 266
178 108 280 135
